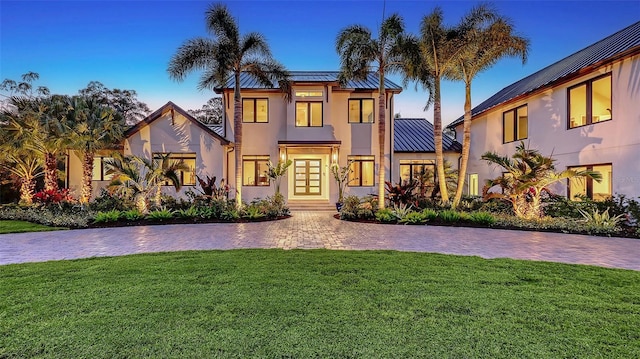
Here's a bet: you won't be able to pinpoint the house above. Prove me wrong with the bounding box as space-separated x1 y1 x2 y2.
447 21 640 200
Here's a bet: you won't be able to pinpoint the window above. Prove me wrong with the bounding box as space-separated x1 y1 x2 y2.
348 99 374 123
468 174 479 196
503 105 527 143
153 153 196 186
243 155 270 186
296 102 323 127
92 156 114 181
568 164 612 201
295 91 323 97
399 160 435 184
348 155 375 186
568 74 611 128
242 99 268 123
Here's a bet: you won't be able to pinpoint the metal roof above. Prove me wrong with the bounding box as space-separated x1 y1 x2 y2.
204 124 225 137
447 20 640 129
394 118 462 153
217 71 402 91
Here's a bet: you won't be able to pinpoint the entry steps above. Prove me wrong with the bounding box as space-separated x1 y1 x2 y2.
287 200 336 212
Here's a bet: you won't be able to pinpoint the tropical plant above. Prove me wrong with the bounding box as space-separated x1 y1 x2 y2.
196 175 229 200
78 81 150 125
94 210 121 223
375 207 396 223
168 2 291 208
468 211 496 225
331 162 354 203
392 202 414 221
121 209 144 221
481 142 602 219
266 159 292 194
146 208 174 221
385 179 418 207
242 204 265 220
577 207 625 229
450 4 529 208
430 160 459 200
0 148 43 205
176 206 199 219
336 13 409 210
105 153 189 214
67 96 124 203
399 211 428 225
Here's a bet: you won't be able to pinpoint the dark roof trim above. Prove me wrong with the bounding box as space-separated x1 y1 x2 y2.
278 140 341 146
124 101 230 145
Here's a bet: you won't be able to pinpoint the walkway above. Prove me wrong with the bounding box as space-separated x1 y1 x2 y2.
1 211 639 270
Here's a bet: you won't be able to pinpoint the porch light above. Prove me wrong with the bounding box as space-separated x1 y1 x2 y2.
279 146 287 162
331 146 338 165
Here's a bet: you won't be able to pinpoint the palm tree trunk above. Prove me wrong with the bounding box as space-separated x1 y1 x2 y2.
452 81 472 207
19 175 35 205
80 151 94 204
233 72 243 208
135 192 148 215
433 77 449 203
378 88 386 210
44 152 59 192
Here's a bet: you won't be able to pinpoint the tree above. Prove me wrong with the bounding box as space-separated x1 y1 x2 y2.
450 4 529 208
68 96 124 204
0 71 50 108
78 81 151 125
266 159 292 195
0 118 43 204
481 142 601 219
105 153 188 214
336 14 408 210
168 3 291 208
188 97 223 124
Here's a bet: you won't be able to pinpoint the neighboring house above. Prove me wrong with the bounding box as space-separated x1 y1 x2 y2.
447 21 640 200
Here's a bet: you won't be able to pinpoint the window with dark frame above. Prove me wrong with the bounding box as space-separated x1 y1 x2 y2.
348 155 375 187
153 153 196 186
348 99 374 123
399 161 435 184
92 156 114 181
243 155 270 186
567 164 612 201
242 99 268 123
503 105 528 143
295 102 323 127
568 73 611 129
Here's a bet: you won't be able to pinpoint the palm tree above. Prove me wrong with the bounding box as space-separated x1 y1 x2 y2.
68 96 124 204
0 120 43 204
167 3 290 208
481 142 601 219
336 14 408 210
450 4 529 208
105 153 189 214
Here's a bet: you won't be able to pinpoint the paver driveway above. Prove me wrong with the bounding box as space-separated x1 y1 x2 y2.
1 211 639 270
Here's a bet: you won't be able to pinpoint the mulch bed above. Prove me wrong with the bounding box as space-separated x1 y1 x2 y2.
85 215 291 229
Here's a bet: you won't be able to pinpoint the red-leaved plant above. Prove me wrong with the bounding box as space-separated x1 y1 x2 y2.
32 188 74 205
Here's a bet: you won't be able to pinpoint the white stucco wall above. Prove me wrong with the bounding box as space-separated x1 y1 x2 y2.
456 54 640 198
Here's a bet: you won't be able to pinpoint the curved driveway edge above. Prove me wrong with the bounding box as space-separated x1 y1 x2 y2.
1 211 639 270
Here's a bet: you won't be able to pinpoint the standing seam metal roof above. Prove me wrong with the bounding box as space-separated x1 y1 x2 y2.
447 21 640 129
218 71 402 91
394 118 462 152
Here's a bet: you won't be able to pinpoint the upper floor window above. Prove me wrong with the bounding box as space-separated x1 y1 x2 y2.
348 99 374 123
242 99 268 123
503 105 527 143
153 153 196 186
295 91 323 98
568 163 612 201
296 102 323 127
92 156 114 181
348 155 375 187
568 74 611 129
243 155 270 186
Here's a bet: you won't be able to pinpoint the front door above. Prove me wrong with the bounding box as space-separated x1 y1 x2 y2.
294 159 322 195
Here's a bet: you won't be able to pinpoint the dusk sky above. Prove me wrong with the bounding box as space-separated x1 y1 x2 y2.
1 1 638 125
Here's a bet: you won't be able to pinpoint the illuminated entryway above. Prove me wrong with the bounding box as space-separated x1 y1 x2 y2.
279 141 340 202
294 159 322 195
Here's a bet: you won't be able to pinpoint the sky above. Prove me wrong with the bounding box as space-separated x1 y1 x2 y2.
1 0 638 125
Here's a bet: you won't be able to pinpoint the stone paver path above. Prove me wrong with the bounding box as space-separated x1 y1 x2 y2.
1 211 639 270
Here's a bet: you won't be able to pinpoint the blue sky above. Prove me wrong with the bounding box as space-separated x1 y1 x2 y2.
1 1 638 125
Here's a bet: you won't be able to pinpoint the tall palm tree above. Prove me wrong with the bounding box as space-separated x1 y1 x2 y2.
450 4 529 208
167 3 290 208
68 96 124 204
336 14 408 210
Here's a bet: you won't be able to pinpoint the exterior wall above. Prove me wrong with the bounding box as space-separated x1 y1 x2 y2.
457 54 640 198
66 149 119 199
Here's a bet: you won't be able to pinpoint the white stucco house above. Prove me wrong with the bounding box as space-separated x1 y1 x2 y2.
447 20 640 200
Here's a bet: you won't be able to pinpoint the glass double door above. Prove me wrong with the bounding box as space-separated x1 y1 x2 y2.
294 159 322 195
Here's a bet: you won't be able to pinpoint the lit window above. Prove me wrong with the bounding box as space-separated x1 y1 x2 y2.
295 91 323 97
568 164 612 201
153 153 196 186
242 99 268 123
92 156 114 181
243 155 270 186
348 99 374 123
503 105 527 143
568 74 611 129
399 160 435 184
348 155 375 187
296 102 322 127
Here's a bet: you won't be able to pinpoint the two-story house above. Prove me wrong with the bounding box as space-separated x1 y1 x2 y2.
448 21 640 200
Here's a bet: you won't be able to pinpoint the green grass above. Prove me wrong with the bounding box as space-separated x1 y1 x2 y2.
0 220 65 234
1 250 639 358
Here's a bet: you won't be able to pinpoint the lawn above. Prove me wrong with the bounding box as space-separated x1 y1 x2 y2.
1 250 638 358
0 220 66 234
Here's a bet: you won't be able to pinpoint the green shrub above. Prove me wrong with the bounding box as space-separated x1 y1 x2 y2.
478 199 513 215
577 207 625 229
94 210 122 223
89 189 132 211
221 209 240 221
146 209 174 221
494 215 621 236
0 204 95 228
438 210 462 223
375 208 396 223
421 208 439 221
392 203 413 221
255 193 289 218
121 209 144 221
340 196 362 220
399 211 427 225
176 206 199 219
243 205 265 220
468 211 496 226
